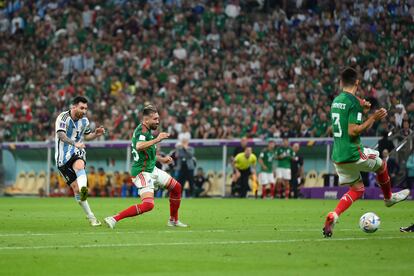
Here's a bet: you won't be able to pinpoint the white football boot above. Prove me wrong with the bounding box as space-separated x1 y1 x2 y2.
385 189 410 207
104 216 116 229
88 215 102 227
167 219 188 228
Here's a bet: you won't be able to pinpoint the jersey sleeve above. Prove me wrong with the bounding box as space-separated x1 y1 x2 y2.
133 128 147 142
84 119 92 135
138 133 147 141
349 103 363 125
259 151 264 159
55 113 68 133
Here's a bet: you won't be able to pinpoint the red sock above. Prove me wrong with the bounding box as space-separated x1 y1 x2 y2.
334 186 364 216
285 185 290 199
114 197 154 222
270 184 275 198
277 183 282 197
262 186 267 198
168 178 182 221
376 161 392 200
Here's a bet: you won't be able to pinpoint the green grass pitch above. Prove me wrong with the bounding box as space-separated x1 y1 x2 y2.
0 197 413 275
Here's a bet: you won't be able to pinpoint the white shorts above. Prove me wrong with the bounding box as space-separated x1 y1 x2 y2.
276 168 291 181
334 147 382 185
258 172 275 185
132 167 172 195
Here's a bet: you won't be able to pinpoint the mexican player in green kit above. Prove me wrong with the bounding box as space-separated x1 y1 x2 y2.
323 67 410 238
258 140 276 199
104 105 187 228
276 136 294 199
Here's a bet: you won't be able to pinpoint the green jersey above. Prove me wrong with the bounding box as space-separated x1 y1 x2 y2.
259 149 275 173
276 147 294 168
130 124 157 176
331 92 364 163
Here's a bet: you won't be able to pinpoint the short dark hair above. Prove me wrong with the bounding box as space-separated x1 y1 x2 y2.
340 67 358 87
143 105 158 116
72 96 88 105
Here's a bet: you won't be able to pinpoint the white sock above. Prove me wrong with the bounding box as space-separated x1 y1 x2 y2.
74 194 94 217
79 200 94 218
76 170 87 190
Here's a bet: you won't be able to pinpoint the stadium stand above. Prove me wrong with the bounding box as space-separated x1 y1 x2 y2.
25 170 37 194
35 170 47 193
4 170 43 195
4 171 27 195
0 0 413 142
315 170 327 187
304 170 318 188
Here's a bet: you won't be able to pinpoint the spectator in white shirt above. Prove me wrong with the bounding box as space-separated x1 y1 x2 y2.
363 62 378 82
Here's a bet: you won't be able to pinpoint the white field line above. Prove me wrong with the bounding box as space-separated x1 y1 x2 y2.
0 228 403 237
0 236 413 251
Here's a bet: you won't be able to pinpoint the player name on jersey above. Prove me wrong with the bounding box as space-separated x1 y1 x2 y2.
332 103 346 109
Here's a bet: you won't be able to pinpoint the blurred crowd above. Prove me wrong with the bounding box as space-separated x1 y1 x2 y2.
50 166 137 197
1 0 414 142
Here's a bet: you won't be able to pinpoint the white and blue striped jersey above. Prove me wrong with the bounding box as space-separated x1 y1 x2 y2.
54 111 92 167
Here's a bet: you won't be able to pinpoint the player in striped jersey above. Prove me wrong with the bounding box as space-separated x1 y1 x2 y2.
55 96 105 226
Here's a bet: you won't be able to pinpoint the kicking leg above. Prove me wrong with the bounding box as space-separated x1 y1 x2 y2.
323 182 365 238
376 161 410 207
70 181 100 226
104 191 154 229
73 160 88 201
71 160 101 226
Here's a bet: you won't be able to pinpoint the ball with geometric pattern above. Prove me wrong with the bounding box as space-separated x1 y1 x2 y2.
359 212 381 233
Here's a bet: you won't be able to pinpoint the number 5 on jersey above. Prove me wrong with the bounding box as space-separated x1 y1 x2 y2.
131 144 139 161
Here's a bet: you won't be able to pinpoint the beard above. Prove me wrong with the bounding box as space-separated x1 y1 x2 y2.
75 111 85 119
149 123 159 130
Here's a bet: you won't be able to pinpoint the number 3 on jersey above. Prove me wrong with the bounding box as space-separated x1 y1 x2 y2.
332 113 342 137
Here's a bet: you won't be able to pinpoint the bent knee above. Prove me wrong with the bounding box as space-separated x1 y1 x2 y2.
350 181 365 192
72 160 85 171
169 178 182 192
376 160 387 173
147 202 154 211
70 182 79 193
141 198 155 213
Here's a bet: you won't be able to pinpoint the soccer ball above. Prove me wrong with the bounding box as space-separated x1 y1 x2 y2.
359 212 381 233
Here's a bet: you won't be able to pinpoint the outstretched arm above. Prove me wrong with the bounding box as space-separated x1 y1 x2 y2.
157 154 173 164
349 108 387 137
136 132 169 151
356 97 372 114
84 126 105 141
